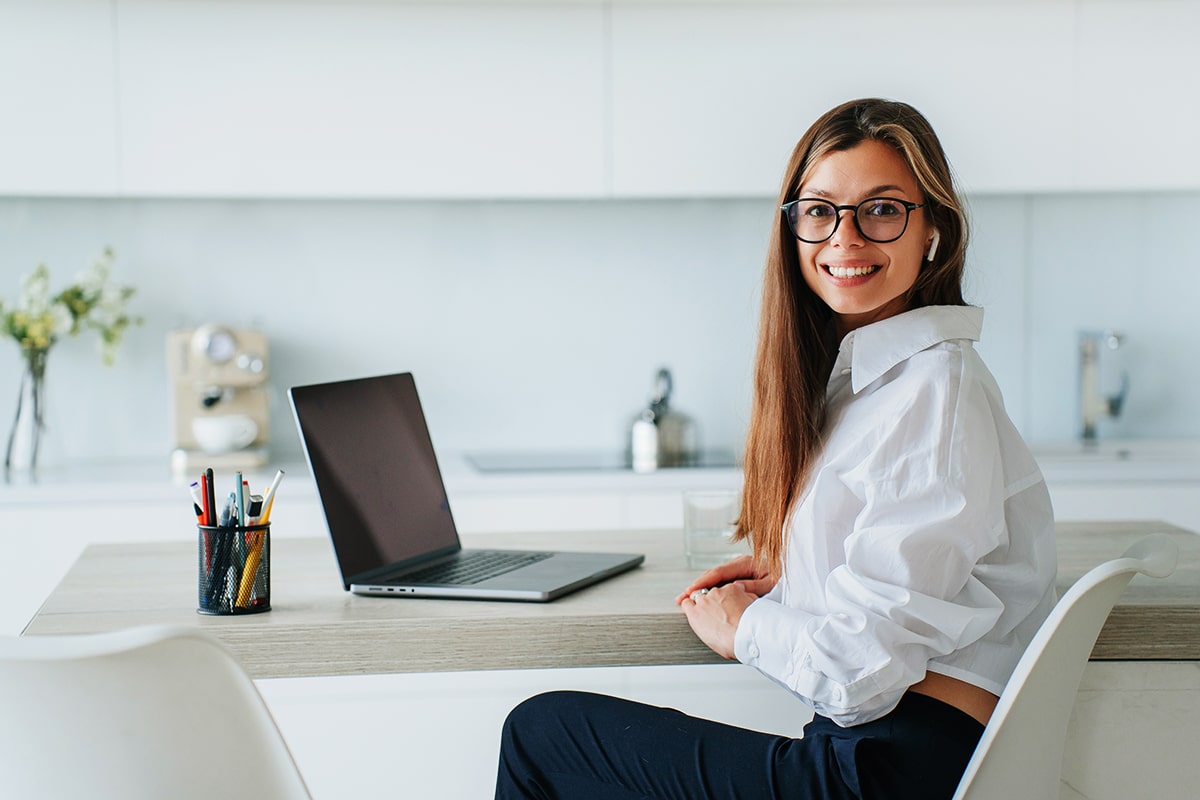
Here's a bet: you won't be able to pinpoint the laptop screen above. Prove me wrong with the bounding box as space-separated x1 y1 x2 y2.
289 373 460 585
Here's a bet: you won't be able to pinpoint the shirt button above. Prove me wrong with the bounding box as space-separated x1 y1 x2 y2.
840 368 851 376
748 643 760 659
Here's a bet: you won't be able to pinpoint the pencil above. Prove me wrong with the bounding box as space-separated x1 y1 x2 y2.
235 529 265 608
260 469 285 524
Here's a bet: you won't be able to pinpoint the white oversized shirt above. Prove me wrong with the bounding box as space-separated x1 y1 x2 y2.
733 305 1057 727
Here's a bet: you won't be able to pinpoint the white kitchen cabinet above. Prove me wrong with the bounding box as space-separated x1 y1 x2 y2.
1033 440 1200 531
1073 1 1200 191
608 1 1079 197
1047 481 1200 532
3 1 1199 198
0 0 119 196
114 0 607 198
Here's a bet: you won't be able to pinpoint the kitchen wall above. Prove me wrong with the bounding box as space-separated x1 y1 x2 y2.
1 190 1196 465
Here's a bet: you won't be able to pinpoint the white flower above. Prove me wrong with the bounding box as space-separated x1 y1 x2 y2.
49 301 73 337
19 266 53 315
76 249 114 295
3 249 139 363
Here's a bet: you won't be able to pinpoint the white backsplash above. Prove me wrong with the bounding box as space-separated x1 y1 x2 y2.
0 193 1196 464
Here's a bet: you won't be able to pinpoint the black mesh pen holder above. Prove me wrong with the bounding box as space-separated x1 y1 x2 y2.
197 524 271 615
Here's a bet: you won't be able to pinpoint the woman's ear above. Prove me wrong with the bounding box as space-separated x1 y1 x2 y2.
926 229 941 262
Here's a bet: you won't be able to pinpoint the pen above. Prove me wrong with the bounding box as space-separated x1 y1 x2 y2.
191 478 211 575
199 473 211 527
234 471 245 528
205 468 217 528
246 494 264 524
188 481 204 521
219 492 235 528
235 473 248 580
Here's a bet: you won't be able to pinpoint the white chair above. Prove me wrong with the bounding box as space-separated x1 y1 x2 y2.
0 623 311 799
953 532 1179 800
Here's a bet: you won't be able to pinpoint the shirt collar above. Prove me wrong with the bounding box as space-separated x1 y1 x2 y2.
841 305 984 394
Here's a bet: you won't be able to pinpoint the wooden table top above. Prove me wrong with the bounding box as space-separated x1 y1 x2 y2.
22 521 1199 679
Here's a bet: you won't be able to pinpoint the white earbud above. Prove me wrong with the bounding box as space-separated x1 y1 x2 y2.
926 229 941 262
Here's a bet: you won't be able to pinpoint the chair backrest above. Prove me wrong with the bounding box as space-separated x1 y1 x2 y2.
0 624 311 800
953 532 1179 800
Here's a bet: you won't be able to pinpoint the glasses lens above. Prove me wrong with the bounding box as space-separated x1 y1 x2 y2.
855 199 909 242
790 200 838 242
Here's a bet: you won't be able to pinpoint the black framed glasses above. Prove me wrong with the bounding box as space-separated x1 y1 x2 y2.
780 197 925 244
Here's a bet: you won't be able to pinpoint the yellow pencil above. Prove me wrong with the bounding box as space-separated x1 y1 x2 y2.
235 529 264 608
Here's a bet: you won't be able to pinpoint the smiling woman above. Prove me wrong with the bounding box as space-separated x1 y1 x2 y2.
788 142 935 334
494 99 1056 800
744 98 973 582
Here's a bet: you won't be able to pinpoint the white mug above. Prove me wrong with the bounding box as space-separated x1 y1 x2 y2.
192 414 259 453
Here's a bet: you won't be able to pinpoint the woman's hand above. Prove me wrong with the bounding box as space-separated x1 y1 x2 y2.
680 582 759 660
674 555 775 605
675 555 776 660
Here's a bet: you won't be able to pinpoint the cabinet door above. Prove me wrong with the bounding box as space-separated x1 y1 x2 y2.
116 1 606 198
609 2 1077 196
1047 481 1200 533
0 0 119 195
1073 1 1200 190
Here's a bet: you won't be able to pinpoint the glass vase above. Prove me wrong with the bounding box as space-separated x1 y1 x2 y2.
4 348 50 477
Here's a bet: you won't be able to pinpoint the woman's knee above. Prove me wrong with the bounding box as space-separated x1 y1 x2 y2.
506 689 575 722
503 690 595 742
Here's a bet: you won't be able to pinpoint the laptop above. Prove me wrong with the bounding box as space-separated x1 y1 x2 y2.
289 372 644 601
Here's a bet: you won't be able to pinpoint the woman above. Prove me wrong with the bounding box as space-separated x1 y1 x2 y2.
494 98 1057 800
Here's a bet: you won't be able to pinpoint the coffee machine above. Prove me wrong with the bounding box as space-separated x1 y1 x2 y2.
167 324 271 474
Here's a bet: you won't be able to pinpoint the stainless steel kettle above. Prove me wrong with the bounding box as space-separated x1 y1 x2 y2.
627 367 699 471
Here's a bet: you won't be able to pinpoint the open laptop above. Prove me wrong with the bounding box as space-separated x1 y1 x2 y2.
289 372 644 601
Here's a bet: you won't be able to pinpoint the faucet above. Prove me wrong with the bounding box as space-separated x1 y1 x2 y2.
1078 330 1129 441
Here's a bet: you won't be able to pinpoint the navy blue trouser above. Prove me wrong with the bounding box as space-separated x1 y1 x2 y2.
495 690 983 799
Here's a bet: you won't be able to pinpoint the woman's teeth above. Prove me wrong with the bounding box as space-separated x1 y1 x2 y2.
827 264 879 278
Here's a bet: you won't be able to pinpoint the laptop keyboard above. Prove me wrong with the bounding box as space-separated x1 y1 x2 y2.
395 550 552 586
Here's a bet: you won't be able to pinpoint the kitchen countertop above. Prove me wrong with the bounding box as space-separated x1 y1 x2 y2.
0 452 744 506
1029 439 1200 483
3 439 1198 507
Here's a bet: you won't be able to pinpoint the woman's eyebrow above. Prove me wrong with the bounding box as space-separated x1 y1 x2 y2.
802 184 909 199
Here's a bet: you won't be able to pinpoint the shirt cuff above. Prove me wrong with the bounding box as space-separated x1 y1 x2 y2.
734 595 805 679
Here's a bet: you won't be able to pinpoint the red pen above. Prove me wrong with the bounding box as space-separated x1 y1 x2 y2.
199 472 213 571
200 472 213 525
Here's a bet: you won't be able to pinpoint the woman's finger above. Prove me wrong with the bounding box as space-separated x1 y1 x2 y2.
675 555 758 604
734 577 777 597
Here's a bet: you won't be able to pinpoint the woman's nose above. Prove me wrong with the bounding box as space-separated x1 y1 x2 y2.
829 209 866 247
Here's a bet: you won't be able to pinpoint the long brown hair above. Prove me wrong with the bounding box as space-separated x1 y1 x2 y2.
736 98 970 579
